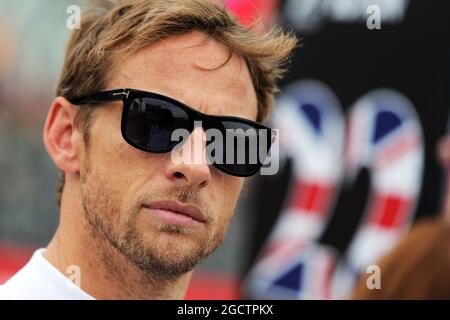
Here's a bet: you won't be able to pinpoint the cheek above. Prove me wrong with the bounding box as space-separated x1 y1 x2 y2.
89 131 133 186
86 116 164 205
81 142 156 232
207 177 244 246
214 176 244 215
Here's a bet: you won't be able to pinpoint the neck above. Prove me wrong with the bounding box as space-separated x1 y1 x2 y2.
44 181 192 300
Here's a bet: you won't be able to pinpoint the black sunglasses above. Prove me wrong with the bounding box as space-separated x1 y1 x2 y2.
69 88 274 177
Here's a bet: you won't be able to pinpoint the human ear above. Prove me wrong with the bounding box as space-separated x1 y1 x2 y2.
43 97 82 174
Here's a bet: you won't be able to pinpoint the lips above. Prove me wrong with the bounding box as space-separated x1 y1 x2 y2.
143 200 206 224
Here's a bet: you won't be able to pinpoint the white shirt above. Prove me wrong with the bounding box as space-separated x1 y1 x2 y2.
0 248 94 300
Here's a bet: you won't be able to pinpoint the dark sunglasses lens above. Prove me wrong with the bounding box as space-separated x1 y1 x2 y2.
209 121 272 176
123 97 189 151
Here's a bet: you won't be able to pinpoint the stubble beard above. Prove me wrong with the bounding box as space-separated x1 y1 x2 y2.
79 155 231 281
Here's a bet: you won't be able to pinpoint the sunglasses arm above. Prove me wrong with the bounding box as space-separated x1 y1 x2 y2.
69 89 130 105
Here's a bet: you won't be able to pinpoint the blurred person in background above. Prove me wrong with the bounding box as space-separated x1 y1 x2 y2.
351 218 450 299
0 0 297 300
351 131 450 299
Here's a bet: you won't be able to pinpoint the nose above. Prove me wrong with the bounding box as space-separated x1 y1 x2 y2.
164 126 211 189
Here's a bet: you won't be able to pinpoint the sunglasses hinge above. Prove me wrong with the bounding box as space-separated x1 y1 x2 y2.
113 90 130 99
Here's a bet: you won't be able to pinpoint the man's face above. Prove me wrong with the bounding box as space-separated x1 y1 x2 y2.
78 32 258 277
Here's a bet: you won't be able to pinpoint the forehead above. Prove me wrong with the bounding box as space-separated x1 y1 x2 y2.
108 31 258 120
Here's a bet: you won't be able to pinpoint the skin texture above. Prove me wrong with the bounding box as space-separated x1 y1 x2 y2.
43 31 258 299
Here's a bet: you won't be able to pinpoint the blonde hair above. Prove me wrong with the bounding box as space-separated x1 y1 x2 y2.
54 0 298 206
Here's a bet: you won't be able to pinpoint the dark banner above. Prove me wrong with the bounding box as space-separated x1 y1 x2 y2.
241 0 450 299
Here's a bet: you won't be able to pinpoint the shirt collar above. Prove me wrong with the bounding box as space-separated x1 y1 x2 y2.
0 248 95 300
